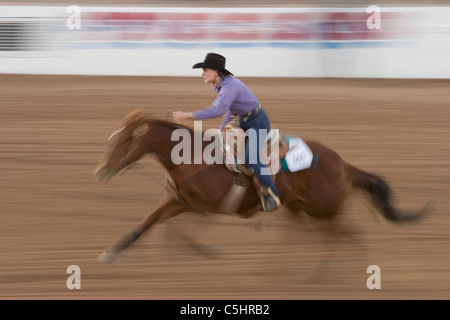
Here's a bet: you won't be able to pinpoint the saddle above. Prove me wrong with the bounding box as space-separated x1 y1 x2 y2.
221 117 287 205
220 117 317 212
222 116 289 177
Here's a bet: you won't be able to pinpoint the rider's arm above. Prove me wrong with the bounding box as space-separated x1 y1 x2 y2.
192 82 238 121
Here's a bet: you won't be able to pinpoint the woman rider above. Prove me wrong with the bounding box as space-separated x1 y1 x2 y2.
172 53 280 212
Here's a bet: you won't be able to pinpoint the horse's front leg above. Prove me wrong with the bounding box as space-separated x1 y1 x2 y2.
98 196 190 263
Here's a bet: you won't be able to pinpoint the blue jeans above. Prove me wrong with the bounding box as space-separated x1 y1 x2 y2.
239 107 279 197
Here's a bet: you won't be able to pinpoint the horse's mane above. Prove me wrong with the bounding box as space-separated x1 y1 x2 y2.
122 109 195 134
151 118 194 134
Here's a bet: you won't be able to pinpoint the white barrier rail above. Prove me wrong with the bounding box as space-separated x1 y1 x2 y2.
1 5 449 78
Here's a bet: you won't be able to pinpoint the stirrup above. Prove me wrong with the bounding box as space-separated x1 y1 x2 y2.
262 187 281 212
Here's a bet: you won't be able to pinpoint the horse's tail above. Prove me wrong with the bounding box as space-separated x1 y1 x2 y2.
346 163 431 222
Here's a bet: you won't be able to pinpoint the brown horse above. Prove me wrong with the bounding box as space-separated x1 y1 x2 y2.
93 109 431 263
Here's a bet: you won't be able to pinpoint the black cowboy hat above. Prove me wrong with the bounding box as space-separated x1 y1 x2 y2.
192 53 234 76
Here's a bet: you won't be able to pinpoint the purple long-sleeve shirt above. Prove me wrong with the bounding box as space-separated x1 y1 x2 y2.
192 75 260 130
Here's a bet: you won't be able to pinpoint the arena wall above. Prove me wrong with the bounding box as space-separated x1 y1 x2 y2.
1 5 449 78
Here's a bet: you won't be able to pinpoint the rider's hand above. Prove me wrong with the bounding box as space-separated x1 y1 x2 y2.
172 111 193 123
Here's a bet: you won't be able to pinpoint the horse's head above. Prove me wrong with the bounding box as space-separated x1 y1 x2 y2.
94 109 150 183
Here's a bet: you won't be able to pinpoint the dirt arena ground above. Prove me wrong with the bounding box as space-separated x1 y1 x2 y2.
1 74 449 300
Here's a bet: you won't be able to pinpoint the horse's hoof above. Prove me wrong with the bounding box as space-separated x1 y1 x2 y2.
97 248 116 264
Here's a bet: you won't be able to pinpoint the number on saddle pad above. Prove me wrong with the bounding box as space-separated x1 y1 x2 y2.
281 136 314 172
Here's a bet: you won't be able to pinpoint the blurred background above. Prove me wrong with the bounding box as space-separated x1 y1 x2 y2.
1 1 450 77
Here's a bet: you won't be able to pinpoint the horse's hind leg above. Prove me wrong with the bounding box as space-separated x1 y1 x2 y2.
98 197 190 263
303 213 367 284
164 220 221 258
284 200 343 281
303 216 343 283
284 199 322 242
